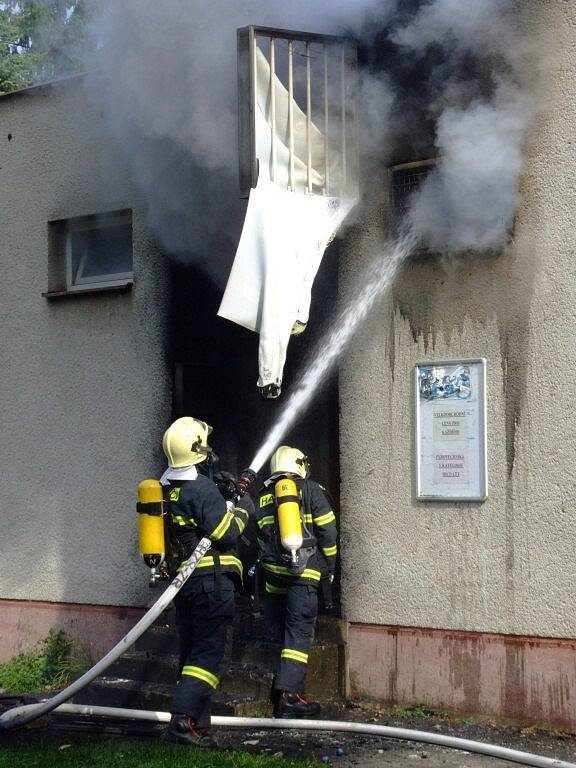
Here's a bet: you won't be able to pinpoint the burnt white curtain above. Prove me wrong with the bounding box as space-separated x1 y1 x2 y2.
218 46 356 391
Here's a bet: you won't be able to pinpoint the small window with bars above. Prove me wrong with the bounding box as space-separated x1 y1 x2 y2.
238 26 358 199
391 160 436 222
391 159 436 250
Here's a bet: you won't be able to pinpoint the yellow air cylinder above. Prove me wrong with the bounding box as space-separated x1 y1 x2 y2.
275 477 303 563
137 479 165 568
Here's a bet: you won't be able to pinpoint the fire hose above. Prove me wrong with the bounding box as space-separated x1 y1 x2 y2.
0 468 259 732
2 556 576 768
2 475 576 768
2 553 576 768
16 704 576 768
0 537 213 731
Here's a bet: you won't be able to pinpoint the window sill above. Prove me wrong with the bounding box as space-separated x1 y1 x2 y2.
43 281 133 300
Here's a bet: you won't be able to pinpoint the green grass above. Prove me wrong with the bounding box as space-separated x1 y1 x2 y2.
0 741 320 768
0 630 91 693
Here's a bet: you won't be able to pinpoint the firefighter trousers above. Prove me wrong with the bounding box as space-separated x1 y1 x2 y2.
264 578 318 694
171 574 235 726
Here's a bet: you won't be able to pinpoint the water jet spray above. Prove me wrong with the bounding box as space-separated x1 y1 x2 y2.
247 231 416 478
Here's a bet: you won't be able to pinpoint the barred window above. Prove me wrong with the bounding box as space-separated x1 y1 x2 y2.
391 160 436 222
237 25 358 199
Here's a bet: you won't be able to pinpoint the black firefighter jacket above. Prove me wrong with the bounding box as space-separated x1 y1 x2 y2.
165 474 252 589
254 477 338 585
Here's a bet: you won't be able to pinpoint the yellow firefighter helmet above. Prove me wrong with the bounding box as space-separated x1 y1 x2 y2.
162 417 213 468
270 445 310 479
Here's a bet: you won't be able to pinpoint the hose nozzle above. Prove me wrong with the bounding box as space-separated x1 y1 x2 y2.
237 468 256 497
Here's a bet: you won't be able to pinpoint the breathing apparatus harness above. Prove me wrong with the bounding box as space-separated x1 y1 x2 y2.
263 474 317 575
138 436 257 588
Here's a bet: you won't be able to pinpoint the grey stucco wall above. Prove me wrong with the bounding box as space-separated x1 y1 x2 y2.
339 1 576 638
0 77 171 607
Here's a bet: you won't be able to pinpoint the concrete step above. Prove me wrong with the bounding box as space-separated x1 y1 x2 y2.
230 638 280 668
230 639 344 702
72 676 174 711
107 650 179 685
139 611 344 649
71 676 271 717
221 663 274 701
126 612 346 703
134 625 179 654
110 649 275 695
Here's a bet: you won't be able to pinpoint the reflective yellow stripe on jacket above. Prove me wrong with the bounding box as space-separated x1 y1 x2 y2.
234 509 247 534
313 510 336 527
262 562 321 582
210 510 235 541
177 555 243 578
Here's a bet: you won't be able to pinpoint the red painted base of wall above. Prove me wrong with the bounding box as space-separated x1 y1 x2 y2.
349 623 576 731
0 598 145 663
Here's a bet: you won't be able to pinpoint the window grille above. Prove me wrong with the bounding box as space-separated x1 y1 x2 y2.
391 159 436 222
238 26 358 199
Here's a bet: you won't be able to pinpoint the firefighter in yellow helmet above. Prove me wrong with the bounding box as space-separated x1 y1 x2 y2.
160 417 254 748
255 446 338 718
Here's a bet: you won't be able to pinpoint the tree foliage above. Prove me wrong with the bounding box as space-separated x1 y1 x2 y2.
0 1 89 93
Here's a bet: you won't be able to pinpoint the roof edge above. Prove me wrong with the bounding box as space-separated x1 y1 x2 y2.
0 71 89 100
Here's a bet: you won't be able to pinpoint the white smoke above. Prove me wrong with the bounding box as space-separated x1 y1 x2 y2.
388 0 540 252
408 82 533 252
85 0 540 262
84 0 391 277
90 1 388 170
391 0 518 56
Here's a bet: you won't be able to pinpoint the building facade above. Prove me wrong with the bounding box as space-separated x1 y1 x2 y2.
0 76 171 659
1 0 576 730
340 0 576 729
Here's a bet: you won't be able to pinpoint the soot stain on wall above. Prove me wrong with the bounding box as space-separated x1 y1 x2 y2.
389 239 535 482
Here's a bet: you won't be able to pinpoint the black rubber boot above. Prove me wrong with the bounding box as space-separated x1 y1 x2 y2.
273 691 321 719
163 714 217 748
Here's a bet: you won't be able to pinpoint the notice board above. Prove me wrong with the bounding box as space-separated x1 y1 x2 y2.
414 359 487 502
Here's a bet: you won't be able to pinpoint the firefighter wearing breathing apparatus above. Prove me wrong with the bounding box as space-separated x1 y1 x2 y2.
156 417 253 748
255 445 338 719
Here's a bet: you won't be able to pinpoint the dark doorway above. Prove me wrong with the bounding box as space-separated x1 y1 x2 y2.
169 242 341 499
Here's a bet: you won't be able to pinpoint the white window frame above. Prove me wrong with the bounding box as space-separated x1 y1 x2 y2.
65 210 133 292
